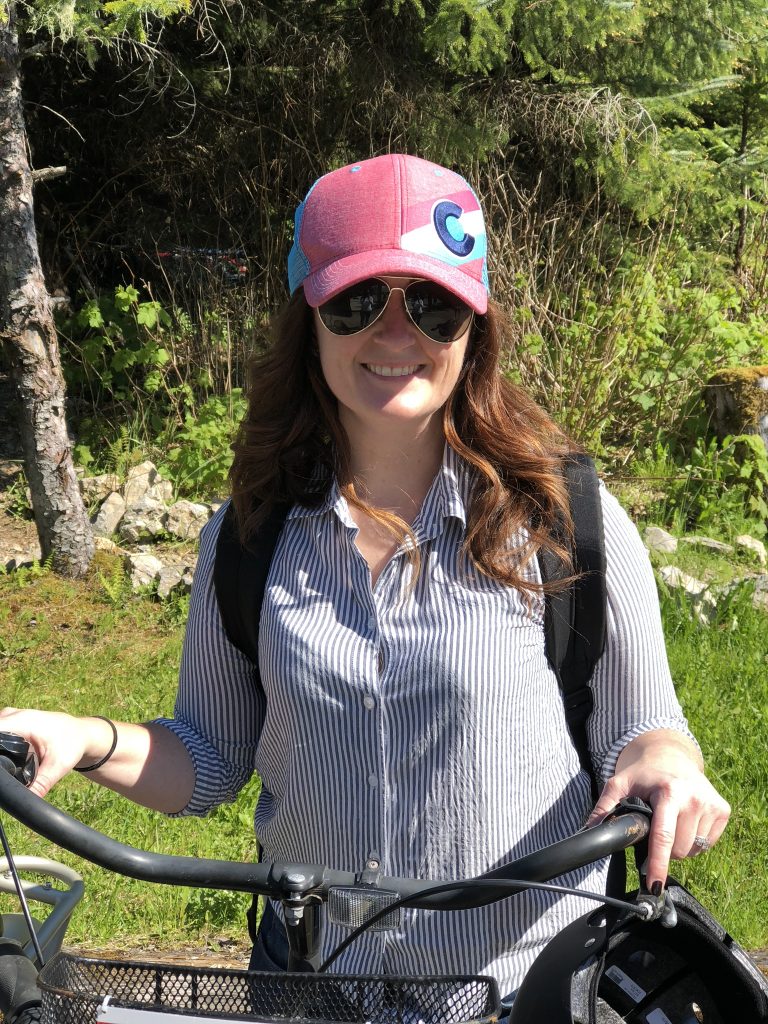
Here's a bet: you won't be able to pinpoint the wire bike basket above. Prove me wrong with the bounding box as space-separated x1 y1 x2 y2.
38 953 501 1024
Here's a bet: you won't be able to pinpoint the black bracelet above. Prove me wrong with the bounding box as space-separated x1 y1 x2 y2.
75 716 118 773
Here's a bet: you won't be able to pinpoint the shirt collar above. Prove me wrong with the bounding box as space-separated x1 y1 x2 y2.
286 479 341 522
285 443 473 534
414 443 469 541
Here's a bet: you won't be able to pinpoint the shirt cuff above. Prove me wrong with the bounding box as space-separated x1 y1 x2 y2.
150 717 255 817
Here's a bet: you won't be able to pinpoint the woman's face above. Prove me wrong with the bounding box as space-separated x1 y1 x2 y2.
313 277 471 440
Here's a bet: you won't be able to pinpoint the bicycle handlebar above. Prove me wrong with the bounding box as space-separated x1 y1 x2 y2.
0 767 651 909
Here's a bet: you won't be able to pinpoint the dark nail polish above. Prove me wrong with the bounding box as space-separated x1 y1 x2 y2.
651 880 663 897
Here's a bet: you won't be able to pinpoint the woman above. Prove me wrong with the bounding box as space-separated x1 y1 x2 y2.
0 154 729 1002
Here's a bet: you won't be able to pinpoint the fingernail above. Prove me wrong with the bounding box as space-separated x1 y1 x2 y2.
651 880 662 897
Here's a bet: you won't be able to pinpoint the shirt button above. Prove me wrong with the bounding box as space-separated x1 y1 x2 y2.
363 694 375 710
367 773 378 788
368 615 377 631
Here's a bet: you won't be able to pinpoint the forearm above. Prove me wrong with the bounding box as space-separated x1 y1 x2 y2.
0 707 196 813
76 717 195 814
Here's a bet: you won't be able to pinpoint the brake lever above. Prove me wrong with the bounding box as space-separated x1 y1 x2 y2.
0 733 38 787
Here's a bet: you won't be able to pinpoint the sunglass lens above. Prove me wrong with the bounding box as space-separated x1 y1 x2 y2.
318 279 388 335
405 282 473 343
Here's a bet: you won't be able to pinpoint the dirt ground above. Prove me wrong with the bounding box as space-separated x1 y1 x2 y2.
66 939 251 970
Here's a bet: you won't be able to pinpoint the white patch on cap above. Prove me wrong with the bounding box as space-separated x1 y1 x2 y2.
400 209 486 267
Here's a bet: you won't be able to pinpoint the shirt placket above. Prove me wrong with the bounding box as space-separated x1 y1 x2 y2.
340 526 394 970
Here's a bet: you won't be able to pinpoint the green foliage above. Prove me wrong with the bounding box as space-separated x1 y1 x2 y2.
98 556 132 607
60 285 173 407
159 391 247 497
625 436 768 537
512 230 768 454
183 886 250 932
21 0 190 46
5 471 32 519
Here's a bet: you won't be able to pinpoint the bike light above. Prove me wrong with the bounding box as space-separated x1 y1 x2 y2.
327 887 401 932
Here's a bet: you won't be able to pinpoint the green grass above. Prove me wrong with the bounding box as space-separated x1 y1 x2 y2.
658 584 768 949
0 553 766 954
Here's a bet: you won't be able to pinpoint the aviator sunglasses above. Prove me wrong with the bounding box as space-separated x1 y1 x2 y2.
317 277 474 344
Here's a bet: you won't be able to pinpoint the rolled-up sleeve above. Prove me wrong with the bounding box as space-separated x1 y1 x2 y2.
153 502 266 816
587 485 697 784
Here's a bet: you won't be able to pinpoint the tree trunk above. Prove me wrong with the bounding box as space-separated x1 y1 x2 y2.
0 4 94 577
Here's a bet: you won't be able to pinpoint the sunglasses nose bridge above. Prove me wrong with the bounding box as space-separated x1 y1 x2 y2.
376 285 415 332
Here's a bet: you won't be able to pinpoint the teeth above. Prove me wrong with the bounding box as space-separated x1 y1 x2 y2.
365 364 421 377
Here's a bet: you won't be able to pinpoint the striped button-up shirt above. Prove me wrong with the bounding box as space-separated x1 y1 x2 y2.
158 445 692 1000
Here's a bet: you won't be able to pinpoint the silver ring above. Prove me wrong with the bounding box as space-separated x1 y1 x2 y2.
693 835 711 852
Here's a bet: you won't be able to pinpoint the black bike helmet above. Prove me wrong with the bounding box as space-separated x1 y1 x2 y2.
511 879 768 1023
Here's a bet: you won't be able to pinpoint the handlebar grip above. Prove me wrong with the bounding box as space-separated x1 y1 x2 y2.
0 735 37 787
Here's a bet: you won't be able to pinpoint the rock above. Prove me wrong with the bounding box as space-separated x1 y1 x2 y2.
156 563 196 599
679 536 734 555
644 526 678 553
735 534 767 567
144 480 174 506
123 462 173 508
752 574 768 612
713 573 768 614
658 565 717 623
93 536 123 554
208 499 226 516
119 502 168 544
92 492 126 538
79 473 121 505
126 552 164 589
165 500 210 541
1 544 42 572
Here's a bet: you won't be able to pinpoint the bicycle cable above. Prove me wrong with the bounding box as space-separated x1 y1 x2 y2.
0 814 46 967
318 876 651 972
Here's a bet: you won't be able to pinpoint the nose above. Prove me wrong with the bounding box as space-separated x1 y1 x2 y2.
370 288 417 346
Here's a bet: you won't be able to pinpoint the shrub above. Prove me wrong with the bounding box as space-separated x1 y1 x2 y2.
159 391 248 498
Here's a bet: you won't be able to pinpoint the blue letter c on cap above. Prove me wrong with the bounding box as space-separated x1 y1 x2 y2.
434 201 475 258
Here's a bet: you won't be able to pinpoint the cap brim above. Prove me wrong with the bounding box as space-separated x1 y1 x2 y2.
302 250 488 315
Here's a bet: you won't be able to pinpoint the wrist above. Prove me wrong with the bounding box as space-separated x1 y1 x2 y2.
75 716 118 773
617 729 703 773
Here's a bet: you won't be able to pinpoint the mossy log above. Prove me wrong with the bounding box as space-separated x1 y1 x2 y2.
704 366 768 450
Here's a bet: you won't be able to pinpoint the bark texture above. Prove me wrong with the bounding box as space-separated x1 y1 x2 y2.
0 5 94 577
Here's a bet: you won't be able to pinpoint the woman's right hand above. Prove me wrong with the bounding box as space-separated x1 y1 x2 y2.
0 707 110 798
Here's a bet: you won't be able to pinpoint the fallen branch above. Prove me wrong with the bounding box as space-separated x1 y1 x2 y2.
31 166 67 184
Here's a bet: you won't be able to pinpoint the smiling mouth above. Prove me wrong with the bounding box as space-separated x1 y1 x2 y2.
364 364 423 377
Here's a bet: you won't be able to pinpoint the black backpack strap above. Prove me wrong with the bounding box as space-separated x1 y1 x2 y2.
539 454 607 800
214 500 289 688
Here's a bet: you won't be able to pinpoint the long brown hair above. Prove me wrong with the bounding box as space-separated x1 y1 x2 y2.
229 291 578 593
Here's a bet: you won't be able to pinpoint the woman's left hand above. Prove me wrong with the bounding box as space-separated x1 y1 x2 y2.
586 729 731 893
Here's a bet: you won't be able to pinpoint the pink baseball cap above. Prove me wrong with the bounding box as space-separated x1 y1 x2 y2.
288 154 489 314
